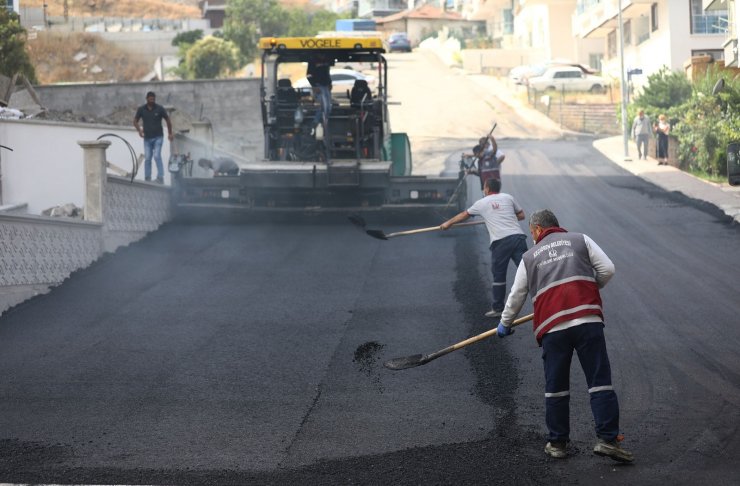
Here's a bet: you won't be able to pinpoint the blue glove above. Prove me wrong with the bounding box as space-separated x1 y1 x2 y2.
497 322 514 338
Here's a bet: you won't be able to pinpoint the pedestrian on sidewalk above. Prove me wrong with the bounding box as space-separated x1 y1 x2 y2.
439 178 526 318
496 209 634 463
133 91 174 184
654 114 670 166
631 110 651 160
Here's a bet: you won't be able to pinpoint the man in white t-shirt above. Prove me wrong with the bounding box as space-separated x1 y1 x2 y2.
440 178 527 318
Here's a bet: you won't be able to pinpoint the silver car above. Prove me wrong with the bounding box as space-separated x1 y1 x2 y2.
527 66 610 93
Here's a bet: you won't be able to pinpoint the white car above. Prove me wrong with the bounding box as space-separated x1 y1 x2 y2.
527 66 610 93
293 69 376 95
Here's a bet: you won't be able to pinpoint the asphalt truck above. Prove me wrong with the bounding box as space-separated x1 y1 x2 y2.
170 36 466 215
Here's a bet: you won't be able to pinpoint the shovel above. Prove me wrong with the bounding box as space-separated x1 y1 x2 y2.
384 313 533 371
365 220 485 241
348 214 484 241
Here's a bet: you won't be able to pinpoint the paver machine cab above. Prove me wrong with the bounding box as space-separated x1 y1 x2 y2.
172 36 466 215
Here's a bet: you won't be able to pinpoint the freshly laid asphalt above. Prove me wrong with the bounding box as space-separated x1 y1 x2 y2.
2 51 740 484
1 137 739 485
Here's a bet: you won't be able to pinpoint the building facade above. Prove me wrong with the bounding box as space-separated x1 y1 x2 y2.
6 0 19 14
704 0 740 67
573 0 727 86
513 0 603 68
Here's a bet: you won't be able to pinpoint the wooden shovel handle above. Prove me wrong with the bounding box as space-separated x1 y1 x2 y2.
450 313 533 351
386 220 485 238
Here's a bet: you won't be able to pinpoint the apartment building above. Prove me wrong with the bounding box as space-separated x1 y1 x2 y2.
512 0 604 68
357 0 408 17
468 0 516 48
573 0 727 85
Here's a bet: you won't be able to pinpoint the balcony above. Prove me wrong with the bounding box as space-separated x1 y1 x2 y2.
703 0 729 11
573 0 653 38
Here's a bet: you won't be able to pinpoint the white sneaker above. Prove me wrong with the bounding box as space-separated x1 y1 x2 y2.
484 309 502 318
545 441 567 459
593 438 634 463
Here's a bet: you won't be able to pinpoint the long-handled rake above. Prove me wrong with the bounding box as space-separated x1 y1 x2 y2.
384 313 533 371
438 121 497 211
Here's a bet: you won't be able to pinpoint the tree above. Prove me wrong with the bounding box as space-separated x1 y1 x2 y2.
635 66 692 110
223 0 348 61
0 9 38 83
172 29 204 48
184 36 240 79
223 0 288 62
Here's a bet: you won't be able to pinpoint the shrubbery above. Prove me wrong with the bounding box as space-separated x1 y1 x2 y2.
629 65 740 176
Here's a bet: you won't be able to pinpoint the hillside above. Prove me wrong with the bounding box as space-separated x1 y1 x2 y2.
28 32 153 84
22 0 318 19
21 0 201 19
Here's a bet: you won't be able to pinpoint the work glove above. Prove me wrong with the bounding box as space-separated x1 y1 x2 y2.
497 322 514 338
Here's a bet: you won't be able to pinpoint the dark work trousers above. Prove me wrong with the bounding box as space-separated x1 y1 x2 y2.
541 322 620 443
489 234 527 312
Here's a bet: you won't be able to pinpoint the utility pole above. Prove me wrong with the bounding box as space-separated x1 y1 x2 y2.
64 0 69 22
618 0 630 160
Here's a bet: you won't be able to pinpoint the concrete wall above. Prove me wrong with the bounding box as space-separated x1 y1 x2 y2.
9 79 263 157
0 120 171 214
461 47 547 74
0 140 172 316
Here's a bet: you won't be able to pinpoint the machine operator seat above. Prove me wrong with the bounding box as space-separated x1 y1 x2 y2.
276 78 299 106
350 79 373 109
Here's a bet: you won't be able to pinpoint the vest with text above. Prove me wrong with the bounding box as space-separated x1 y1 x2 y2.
522 232 603 343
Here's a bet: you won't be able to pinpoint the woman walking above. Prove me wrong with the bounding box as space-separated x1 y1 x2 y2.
654 114 670 166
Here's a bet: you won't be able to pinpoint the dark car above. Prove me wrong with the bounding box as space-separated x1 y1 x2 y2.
388 33 411 53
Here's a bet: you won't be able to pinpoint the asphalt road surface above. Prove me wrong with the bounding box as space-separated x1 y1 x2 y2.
1 52 740 485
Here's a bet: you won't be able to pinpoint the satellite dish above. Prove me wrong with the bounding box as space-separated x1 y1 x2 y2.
712 77 725 95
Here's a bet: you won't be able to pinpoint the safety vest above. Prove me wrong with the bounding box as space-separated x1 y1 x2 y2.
522 231 603 343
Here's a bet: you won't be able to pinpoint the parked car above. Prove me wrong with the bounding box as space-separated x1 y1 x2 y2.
388 32 411 53
527 66 610 93
510 60 598 86
294 69 376 95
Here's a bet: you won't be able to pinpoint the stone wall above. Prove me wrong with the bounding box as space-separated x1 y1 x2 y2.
10 79 263 157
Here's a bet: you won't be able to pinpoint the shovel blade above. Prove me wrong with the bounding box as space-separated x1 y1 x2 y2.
366 229 388 240
384 354 426 370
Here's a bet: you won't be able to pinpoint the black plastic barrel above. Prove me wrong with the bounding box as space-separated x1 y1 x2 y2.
728 141 740 186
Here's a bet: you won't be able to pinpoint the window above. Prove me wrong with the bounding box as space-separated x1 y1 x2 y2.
607 30 617 58
651 3 658 32
589 53 604 71
692 49 724 61
503 8 513 35
623 19 631 45
635 14 650 44
690 0 727 34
